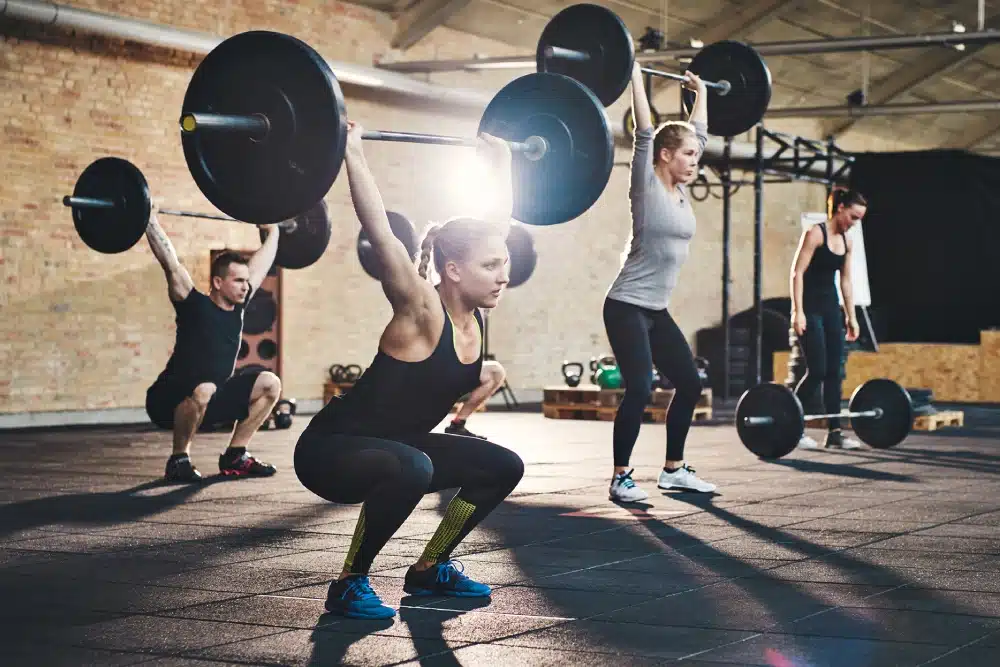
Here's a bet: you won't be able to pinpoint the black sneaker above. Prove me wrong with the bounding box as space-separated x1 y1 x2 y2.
824 430 862 450
218 451 277 477
444 420 487 439
403 560 491 598
165 456 202 483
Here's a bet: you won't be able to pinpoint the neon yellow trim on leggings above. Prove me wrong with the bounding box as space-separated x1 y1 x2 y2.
343 506 366 572
420 496 476 563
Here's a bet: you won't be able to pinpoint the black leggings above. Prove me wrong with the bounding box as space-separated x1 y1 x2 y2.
293 430 524 575
603 298 703 466
795 308 845 431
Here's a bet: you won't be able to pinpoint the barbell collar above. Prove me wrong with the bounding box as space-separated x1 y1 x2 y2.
64 196 116 210
544 45 592 62
179 112 271 139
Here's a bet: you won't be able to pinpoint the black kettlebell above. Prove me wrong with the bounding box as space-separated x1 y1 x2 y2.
274 398 296 429
695 356 710 386
329 363 346 383
342 364 363 382
589 357 599 384
562 361 584 387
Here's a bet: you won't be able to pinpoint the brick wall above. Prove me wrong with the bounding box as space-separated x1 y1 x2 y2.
0 1 918 415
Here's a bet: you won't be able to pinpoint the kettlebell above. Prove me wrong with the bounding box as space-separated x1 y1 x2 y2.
595 359 623 390
562 361 584 387
273 398 296 429
342 364 364 382
695 356 710 386
328 364 346 383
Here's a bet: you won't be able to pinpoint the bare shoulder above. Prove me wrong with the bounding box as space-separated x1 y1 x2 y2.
803 224 823 245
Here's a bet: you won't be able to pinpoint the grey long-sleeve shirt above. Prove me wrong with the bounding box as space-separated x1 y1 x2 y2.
606 122 709 310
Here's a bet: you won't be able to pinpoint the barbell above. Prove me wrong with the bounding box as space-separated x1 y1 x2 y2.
62 156 333 270
735 379 915 459
536 4 773 137
177 30 615 229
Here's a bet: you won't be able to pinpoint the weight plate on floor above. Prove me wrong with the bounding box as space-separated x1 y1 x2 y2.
736 382 804 459
849 379 913 449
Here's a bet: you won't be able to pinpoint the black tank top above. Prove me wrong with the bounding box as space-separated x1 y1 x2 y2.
154 289 247 394
803 223 846 314
308 300 484 437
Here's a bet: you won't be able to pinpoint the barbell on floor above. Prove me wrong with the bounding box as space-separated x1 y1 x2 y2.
177 30 615 228
535 4 773 137
735 379 915 459
62 157 333 269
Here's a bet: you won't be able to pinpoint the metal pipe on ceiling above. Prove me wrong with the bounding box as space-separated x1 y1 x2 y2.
376 29 1000 73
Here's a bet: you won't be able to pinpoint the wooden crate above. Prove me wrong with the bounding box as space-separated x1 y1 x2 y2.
542 386 713 423
913 410 964 432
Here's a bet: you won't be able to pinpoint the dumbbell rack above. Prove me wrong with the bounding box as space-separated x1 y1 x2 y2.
542 386 713 423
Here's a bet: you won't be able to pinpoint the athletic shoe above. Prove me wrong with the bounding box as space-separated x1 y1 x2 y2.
797 434 820 450
164 456 202 483
325 575 396 619
609 469 649 502
403 560 491 598
444 420 487 439
825 431 863 450
657 464 717 493
219 451 277 477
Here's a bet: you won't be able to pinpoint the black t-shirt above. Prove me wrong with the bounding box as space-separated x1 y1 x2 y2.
152 289 248 394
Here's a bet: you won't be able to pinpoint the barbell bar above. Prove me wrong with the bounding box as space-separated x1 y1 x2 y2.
62 156 332 269
535 4 773 137
742 407 883 426
735 378 914 459
179 114 550 161
177 30 614 228
542 44 732 95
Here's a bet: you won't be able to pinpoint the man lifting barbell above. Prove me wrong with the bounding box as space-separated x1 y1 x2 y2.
143 206 281 483
790 189 868 451
292 122 524 620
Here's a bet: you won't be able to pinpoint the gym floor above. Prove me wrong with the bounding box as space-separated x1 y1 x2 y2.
2 410 999 666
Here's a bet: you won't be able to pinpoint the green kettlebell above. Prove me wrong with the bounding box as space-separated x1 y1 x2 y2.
595 360 623 390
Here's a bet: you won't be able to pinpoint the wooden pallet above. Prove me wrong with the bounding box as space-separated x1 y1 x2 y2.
542 403 713 423
913 410 964 431
542 385 713 423
322 381 483 414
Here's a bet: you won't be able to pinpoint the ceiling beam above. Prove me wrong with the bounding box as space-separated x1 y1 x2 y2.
824 13 1000 138
650 0 797 109
391 0 473 51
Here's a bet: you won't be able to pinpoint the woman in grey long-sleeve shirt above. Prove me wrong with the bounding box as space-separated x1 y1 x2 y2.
604 61 717 502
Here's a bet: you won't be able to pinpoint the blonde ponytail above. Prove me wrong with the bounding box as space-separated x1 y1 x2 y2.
417 224 442 280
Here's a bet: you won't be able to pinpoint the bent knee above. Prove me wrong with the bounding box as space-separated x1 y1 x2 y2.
255 371 282 399
190 383 217 408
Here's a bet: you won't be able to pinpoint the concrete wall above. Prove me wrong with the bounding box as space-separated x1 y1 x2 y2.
0 1 917 423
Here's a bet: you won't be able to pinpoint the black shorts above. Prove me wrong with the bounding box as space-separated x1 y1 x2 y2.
145 371 262 430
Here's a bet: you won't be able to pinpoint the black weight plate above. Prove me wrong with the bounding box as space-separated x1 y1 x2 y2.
357 210 418 281
849 379 913 449
244 289 276 335
506 223 537 288
536 3 634 106
479 72 614 226
238 339 250 360
736 382 803 459
260 199 332 270
681 41 772 137
71 157 151 254
181 31 345 224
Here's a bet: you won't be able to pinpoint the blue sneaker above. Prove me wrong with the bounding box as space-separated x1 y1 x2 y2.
325 575 396 619
403 560 492 598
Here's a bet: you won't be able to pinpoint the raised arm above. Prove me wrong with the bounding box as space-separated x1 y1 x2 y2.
684 71 708 129
629 63 656 197
146 211 194 302
246 224 279 294
344 120 425 309
478 133 513 227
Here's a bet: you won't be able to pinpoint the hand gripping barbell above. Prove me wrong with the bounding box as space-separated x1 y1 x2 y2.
536 4 773 137
176 30 615 229
735 379 915 459
62 157 332 270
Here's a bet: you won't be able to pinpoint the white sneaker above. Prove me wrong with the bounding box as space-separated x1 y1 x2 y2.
797 435 820 450
609 469 649 503
657 465 717 493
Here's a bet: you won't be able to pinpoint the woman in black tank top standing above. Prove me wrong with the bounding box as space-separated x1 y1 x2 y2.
789 189 868 450
293 121 524 620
